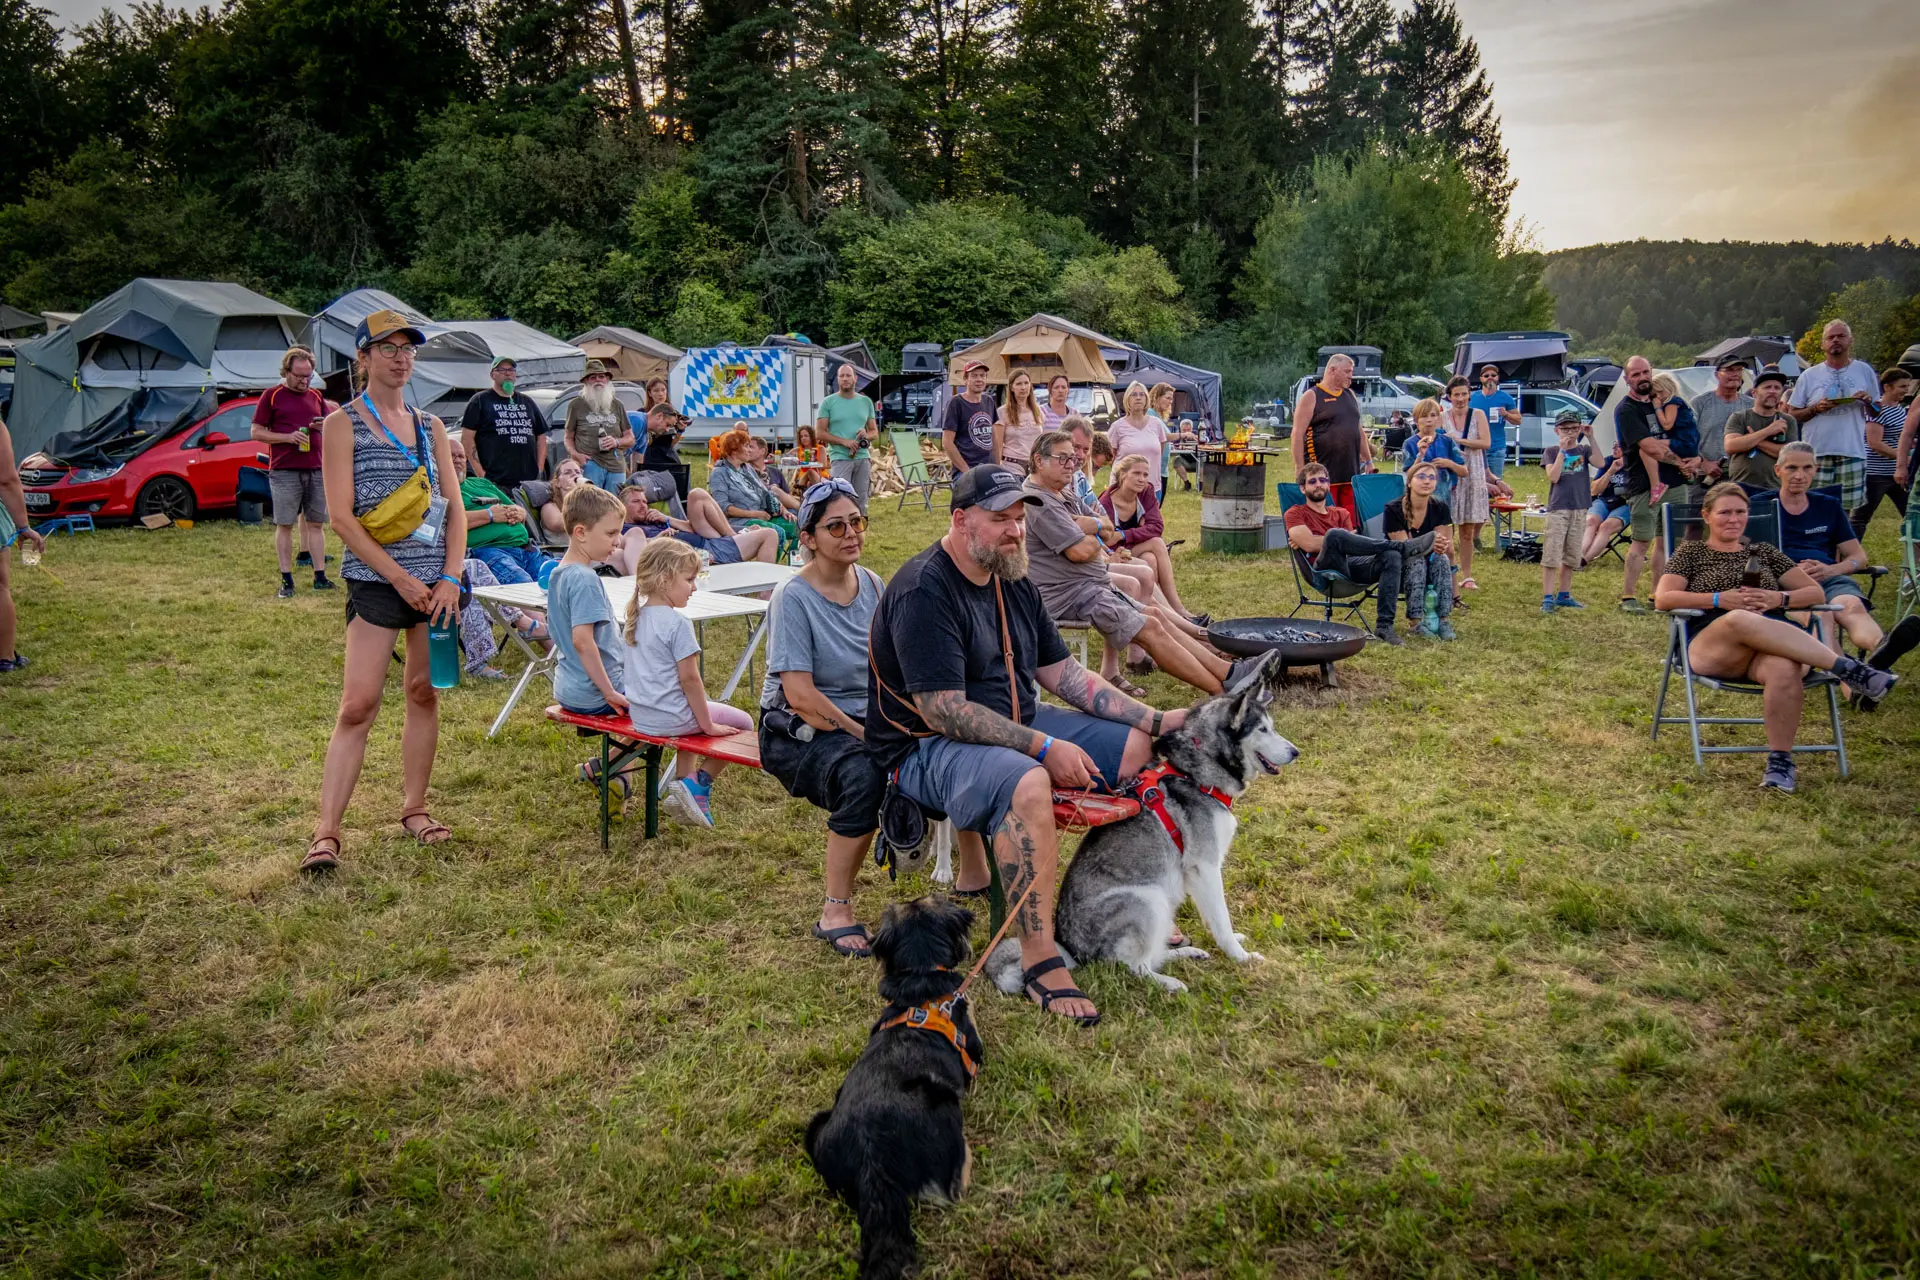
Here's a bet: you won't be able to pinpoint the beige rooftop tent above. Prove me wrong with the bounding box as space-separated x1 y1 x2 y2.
571 326 683 383
947 313 1122 386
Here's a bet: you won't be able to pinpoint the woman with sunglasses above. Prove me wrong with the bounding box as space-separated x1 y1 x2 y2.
758 479 891 957
303 310 467 873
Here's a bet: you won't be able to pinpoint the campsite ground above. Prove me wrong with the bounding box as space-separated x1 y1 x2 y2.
3 460 1917 1278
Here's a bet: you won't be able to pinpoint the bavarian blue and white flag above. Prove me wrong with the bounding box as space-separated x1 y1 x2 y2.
681 347 784 419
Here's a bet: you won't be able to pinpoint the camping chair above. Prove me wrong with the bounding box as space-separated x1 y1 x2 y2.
1651 500 1848 776
890 429 951 511
1276 482 1378 625
1351 472 1405 538
513 481 568 550
1897 505 1920 626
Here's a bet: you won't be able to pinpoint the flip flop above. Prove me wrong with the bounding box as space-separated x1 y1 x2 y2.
301 835 340 874
951 884 992 900
812 922 873 958
399 809 453 846
1021 955 1100 1027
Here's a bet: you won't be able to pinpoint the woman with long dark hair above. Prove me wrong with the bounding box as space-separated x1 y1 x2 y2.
304 311 467 872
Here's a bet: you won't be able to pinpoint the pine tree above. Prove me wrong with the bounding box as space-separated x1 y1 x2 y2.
1383 0 1511 215
978 0 1120 228
1288 0 1392 159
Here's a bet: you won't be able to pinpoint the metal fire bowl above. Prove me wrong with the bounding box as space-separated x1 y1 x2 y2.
1207 618 1370 665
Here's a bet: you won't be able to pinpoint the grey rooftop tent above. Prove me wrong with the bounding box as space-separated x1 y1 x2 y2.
1451 331 1571 386
8 278 305 459
571 326 682 383
410 320 585 422
1693 335 1795 369
0 304 42 338
304 288 447 377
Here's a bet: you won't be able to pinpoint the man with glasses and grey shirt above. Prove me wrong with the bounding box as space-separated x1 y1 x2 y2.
1686 358 1745 500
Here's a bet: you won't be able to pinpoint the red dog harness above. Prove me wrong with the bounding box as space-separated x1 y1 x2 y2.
876 991 977 1081
1128 762 1234 853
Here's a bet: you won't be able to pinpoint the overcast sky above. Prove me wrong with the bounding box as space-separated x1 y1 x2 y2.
36 0 1920 252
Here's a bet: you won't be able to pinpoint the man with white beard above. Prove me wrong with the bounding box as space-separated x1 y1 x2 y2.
565 360 634 491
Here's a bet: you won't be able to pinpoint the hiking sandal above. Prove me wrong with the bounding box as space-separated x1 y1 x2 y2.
1021 955 1101 1027
399 809 453 845
301 835 340 874
812 922 874 958
1111 675 1150 699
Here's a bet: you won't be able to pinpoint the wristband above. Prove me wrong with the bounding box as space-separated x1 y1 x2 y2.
1036 734 1054 763
1150 710 1164 736
439 574 460 587
1712 592 1720 609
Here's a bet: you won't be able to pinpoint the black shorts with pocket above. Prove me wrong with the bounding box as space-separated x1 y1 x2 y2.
344 577 434 631
757 725 886 838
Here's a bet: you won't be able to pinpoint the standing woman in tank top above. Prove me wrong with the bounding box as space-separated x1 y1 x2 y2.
302 310 467 872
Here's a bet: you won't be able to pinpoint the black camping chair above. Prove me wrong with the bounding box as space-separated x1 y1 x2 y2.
1651 498 1848 776
1276 483 1377 624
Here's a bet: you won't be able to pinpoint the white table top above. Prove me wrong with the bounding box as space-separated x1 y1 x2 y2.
699 560 799 596
472 577 767 626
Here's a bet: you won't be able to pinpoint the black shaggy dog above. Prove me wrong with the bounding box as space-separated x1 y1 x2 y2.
805 896 982 1280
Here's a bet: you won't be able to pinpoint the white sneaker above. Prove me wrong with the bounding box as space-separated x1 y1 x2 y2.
661 777 714 829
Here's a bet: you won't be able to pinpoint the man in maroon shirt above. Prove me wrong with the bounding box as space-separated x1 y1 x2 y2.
1283 462 1406 644
251 346 335 597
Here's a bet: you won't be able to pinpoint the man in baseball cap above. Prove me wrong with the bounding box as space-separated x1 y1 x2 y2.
1725 365 1798 490
1472 363 1519 478
863 459 1193 1028
458 355 548 489
942 358 1001 474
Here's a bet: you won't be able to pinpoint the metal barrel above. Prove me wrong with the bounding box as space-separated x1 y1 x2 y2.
1199 457 1267 554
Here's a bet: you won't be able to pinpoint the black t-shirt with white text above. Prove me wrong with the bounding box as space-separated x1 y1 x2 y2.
942 393 999 469
1616 396 1687 495
866 540 1069 773
460 391 548 487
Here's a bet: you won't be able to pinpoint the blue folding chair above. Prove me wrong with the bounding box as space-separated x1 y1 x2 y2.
1350 472 1405 539
1651 499 1848 776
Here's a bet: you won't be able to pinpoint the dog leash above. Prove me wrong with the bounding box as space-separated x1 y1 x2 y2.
953 875 1039 1001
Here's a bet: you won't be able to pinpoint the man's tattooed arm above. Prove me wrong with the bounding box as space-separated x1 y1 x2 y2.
914 689 1044 753
1038 657 1154 731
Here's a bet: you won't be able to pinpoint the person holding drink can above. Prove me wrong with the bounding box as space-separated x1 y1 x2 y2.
252 346 337 598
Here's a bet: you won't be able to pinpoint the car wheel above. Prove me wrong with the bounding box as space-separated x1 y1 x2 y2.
135 476 197 523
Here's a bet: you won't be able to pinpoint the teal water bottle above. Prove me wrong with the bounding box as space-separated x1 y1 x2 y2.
428 616 461 689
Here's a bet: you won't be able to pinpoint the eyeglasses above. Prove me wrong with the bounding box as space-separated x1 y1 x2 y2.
819 515 869 537
1039 451 1078 466
371 341 418 359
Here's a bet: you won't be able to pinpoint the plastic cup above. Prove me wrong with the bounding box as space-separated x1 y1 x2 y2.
22 540 42 567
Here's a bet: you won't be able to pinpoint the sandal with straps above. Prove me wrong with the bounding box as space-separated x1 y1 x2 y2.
301 835 340 874
812 921 874 958
1021 955 1101 1027
399 809 453 846
1111 675 1150 699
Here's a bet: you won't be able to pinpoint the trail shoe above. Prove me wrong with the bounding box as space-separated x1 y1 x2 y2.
1833 656 1898 704
1224 657 1264 693
313 574 336 591
1760 751 1797 794
663 771 716 829
1555 593 1585 609
1619 598 1649 614
277 582 296 599
1373 623 1404 646
1541 595 1557 615
0 652 25 673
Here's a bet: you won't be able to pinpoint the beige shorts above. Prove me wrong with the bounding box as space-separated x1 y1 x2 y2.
1541 508 1585 569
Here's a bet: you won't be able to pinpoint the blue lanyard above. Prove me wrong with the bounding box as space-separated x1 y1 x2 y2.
361 395 433 486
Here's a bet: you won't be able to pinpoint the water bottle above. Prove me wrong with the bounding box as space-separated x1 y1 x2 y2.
428 617 461 689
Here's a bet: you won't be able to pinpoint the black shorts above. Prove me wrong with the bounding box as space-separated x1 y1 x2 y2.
344 577 433 631
758 725 886 838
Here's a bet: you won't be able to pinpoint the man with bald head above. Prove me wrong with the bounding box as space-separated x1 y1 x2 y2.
1291 352 1370 517
1788 320 1878 514
1614 355 1691 612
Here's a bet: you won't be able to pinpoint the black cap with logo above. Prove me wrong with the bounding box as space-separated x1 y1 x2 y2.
950 464 1040 513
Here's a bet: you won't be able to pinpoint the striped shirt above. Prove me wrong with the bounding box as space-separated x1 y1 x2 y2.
1868 403 1905 477
341 400 448 584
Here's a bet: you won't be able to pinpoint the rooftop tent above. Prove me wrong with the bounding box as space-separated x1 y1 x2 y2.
571 325 683 383
304 288 442 376
1107 345 1224 437
758 334 877 390
1450 331 1571 386
1316 345 1384 377
1693 335 1795 368
0 304 41 338
38 387 214 467
947 313 1120 386
7 278 303 459
408 319 585 421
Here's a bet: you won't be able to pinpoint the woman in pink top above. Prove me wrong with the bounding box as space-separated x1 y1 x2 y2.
1042 372 1075 428
1106 381 1169 495
997 369 1046 475
1101 452 1200 622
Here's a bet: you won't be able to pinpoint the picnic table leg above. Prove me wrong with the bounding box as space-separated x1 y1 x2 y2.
481 597 554 740
716 615 769 701
644 744 663 838
599 732 612 851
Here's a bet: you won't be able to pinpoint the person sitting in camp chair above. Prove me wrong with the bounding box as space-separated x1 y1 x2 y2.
1653 482 1899 793
1283 462 1411 646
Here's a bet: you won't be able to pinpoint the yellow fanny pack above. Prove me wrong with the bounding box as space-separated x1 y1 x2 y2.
357 466 432 543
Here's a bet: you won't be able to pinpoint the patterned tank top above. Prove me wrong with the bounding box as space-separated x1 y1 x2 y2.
341 399 447 584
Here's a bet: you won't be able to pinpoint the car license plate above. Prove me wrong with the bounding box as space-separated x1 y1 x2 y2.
24 492 50 509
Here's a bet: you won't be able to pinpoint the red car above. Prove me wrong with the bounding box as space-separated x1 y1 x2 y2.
19 395 270 524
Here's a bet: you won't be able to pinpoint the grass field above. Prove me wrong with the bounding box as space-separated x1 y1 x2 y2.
3 458 1918 1278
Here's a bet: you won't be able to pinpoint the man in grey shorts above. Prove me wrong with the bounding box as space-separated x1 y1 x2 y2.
251 346 335 598
865 464 1194 1026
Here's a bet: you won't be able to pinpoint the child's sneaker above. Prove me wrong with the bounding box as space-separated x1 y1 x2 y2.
663 771 715 828
1541 595 1557 615
1555 592 1584 609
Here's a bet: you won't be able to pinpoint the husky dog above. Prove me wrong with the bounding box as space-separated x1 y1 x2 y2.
989 649 1298 996
805 897 982 1280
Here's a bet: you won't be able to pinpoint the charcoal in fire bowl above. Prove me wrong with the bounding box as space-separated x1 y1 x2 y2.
1207 618 1370 665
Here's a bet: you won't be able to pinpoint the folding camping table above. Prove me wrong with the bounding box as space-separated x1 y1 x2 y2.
473 562 795 738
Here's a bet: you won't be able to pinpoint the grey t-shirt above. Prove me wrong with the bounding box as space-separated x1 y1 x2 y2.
1724 409 1798 488
1021 482 1109 597
622 603 703 734
759 568 882 718
1541 443 1592 512
548 563 623 711
1688 390 1749 465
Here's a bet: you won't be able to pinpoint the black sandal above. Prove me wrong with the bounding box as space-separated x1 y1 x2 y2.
950 884 992 900
812 922 873 958
1021 955 1101 1027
